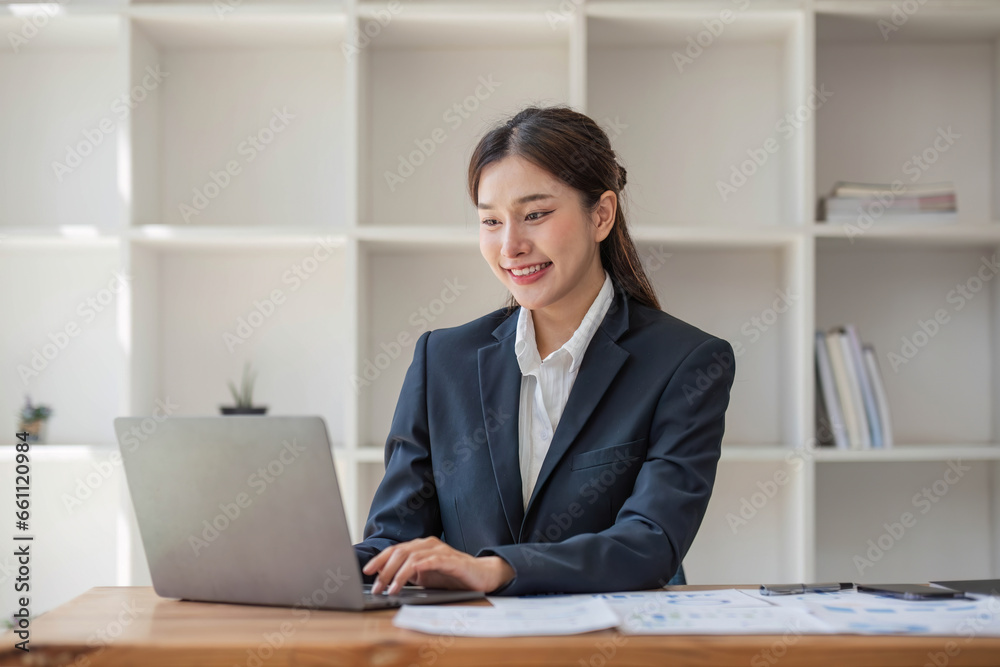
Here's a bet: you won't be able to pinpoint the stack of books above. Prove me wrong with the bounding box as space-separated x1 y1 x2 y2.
815 326 893 450
821 181 957 224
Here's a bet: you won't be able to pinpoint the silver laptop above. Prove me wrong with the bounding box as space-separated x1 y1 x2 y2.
114 415 484 610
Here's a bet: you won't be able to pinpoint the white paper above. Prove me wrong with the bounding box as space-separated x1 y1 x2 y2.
805 596 1000 637
593 589 773 611
619 605 835 635
740 589 868 608
489 588 770 622
392 598 619 637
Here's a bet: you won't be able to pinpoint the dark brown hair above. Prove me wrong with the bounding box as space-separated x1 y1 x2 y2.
467 105 660 312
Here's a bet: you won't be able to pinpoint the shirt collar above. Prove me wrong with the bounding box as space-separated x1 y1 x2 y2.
514 270 614 376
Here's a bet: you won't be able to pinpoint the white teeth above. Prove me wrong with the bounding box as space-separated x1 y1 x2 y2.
511 262 551 277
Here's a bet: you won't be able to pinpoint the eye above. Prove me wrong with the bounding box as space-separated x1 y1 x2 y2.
481 218 501 227
526 210 552 221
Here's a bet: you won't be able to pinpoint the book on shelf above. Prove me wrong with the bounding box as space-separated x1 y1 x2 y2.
863 344 894 449
815 325 893 450
814 331 849 450
844 324 882 449
820 181 957 225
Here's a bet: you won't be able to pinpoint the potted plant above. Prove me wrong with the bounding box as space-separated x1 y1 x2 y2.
220 362 267 415
17 396 52 443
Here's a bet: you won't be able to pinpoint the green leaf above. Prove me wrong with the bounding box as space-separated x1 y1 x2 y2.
228 380 241 406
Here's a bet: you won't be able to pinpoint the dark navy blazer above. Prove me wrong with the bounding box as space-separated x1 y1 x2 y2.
353 279 736 595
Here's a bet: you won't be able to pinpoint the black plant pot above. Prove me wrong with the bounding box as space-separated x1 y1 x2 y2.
220 406 268 415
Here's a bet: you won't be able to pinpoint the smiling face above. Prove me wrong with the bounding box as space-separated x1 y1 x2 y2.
477 154 615 317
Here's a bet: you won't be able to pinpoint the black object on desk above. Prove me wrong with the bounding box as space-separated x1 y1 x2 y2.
760 582 853 595
856 583 968 600
929 579 1000 597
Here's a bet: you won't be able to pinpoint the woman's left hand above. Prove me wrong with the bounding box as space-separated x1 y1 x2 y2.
362 536 515 595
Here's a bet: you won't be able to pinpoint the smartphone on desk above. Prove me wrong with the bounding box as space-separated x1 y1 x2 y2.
856 584 967 600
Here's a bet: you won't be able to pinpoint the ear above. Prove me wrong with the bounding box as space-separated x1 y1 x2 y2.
591 190 616 243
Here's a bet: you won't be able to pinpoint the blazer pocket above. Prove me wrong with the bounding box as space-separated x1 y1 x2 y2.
571 438 646 471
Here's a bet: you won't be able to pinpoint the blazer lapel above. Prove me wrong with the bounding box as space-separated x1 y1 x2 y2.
478 311 524 542
521 285 632 535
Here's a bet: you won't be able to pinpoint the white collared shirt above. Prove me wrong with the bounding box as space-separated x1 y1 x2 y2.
514 270 614 509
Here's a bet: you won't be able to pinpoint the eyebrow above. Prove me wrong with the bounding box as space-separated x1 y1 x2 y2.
477 193 555 210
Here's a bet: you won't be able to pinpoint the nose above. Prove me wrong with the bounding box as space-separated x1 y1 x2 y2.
500 220 530 260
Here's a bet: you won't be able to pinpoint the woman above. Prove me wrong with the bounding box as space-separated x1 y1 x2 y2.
354 106 735 596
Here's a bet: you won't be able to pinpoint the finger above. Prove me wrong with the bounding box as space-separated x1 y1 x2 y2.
389 552 445 595
413 554 468 590
363 544 396 576
388 556 421 595
389 540 441 595
372 547 415 595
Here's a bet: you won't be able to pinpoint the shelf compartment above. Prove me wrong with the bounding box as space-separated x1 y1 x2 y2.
0 14 123 229
128 10 348 227
815 7 999 224
0 244 126 445
587 8 807 226
688 459 806 584
358 244 508 448
637 241 805 446
816 240 1000 445
357 7 570 228
127 242 349 444
0 450 125 623
815 460 996 583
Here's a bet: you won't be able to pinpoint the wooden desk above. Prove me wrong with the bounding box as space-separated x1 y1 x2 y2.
3 586 1000 666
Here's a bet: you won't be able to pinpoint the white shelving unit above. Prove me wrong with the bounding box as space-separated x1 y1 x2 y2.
3 0 999 616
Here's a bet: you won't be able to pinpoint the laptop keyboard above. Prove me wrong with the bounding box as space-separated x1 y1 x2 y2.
363 585 436 599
